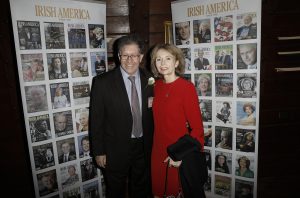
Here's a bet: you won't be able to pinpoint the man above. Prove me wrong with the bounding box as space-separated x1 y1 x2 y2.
78 111 89 132
194 49 210 70
79 136 90 158
238 43 257 69
58 141 76 164
217 50 232 69
175 21 191 45
237 14 257 40
54 113 68 133
89 35 154 198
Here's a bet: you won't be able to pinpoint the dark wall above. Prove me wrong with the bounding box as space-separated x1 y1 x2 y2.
0 0 35 196
1 0 300 197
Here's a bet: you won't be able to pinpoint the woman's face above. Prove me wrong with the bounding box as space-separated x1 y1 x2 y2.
218 156 225 165
246 133 253 141
155 49 178 77
239 158 247 168
199 78 209 92
54 58 61 69
245 106 253 115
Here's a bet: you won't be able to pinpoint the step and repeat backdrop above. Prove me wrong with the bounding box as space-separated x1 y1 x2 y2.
171 0 261 197
10 0 107 197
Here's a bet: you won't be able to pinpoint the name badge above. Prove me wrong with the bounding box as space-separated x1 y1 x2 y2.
148 97 153 108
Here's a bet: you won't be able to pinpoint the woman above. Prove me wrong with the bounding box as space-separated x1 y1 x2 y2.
215 154 230 174
239 103 256 126
150 44 205 198
239 131 255 152
53 86 68 109
197 73 211 96
235 156 254 178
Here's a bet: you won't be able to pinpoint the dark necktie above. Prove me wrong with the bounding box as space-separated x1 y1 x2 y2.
128 76 143 137
64 155 67 162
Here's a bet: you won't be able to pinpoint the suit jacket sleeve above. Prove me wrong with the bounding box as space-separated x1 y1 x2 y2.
89 76 106 156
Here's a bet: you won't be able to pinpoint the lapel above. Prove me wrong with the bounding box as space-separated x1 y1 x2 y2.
112 67 132 115
140 69 148 117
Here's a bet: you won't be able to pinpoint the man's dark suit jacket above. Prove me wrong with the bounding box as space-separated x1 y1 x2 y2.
58 152 76 164
237 23 257 40
89 66 154 171
194 57 210 70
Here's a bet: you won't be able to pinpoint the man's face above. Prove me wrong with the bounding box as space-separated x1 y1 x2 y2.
198 50 204 58
243 15 252 26
55 115 67 131
82 139 90 152
61 142 70 154
119 44 143 75
178 22 190 40
40 121 48 132
239 45 256 66
79 113 88 126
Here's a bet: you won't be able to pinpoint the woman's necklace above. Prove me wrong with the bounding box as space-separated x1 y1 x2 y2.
164 76 179 98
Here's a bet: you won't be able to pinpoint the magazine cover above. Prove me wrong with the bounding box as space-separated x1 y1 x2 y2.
204 124 212 147
70 52 89 77
193 18 211 44
88 24 105 48
60 163 80 189
72 81 90 105
237 101 256 126
50 82 71 109
75 107 89 133
215 73 233 97
215 100 232 124
214 175 231 197
78 134 90 158
235 179 254 198
81 158 98 182
236 12 257 40
62 186 81 198
236 128 256 152
17 20 41 50
90 52 106 76
53 110 73 138
214 151 232 175
83 180 100 198
25 84 48 113
56 137 77 164
214 45 233 70
195 73 212 97
214 15 233 42
237 43 257 70
237 73 257 98
21 53 44 82
215 126 233 150
29 114 52 143
37 169 58 197
174 21 191 46
33 142 55 170
47 52 68 80
44 22 65 49
180 48 191 71
235 154 255 178
199 99 212 122
67 23 86 49
194 47 212 71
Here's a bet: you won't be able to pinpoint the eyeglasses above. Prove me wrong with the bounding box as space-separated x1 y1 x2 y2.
119 54 140 61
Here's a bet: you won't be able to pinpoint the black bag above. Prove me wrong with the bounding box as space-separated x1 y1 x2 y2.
167 134 208 198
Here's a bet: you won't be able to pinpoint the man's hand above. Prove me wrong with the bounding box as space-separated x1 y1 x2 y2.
95 155 106 168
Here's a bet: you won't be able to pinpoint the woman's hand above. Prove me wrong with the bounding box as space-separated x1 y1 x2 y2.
164 156 182 168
